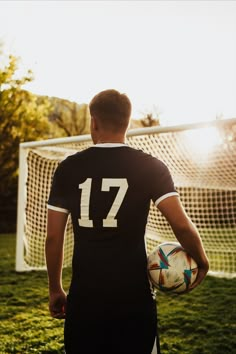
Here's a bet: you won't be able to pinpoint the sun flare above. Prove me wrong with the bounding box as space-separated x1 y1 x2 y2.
182 126 222 155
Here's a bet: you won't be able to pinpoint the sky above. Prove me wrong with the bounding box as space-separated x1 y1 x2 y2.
0 0 236 125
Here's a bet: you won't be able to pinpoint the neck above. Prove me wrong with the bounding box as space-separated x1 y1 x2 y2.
96 140 125 144
95 133 126 145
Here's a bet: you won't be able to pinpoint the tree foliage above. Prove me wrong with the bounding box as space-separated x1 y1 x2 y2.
0 55 52 232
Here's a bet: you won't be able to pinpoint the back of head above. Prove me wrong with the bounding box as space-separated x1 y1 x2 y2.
89 89 132 133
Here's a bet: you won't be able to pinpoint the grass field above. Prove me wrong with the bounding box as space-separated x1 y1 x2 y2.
0 234 236 354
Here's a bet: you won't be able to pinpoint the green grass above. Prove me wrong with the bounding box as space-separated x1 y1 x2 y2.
0 234 236 353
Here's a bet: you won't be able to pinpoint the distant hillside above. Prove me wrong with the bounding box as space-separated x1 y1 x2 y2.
47 96 91 136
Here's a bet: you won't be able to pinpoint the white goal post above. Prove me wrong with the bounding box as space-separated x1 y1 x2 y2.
16 118 236 278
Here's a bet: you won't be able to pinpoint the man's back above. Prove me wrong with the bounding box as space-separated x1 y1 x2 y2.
48 143 177 305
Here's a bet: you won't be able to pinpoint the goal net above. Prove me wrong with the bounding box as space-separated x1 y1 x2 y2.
16 118 236 278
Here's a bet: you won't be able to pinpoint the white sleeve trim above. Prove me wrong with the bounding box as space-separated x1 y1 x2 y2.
47 204 70 214
154 192 179 206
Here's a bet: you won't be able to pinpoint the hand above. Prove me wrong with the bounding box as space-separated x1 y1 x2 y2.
189 261 209 292
49 289 67 319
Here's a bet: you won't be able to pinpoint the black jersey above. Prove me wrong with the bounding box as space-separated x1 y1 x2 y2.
48 143 178 306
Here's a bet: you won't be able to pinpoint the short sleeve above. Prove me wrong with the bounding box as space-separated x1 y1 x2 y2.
47 162 70 214
149 159 179 206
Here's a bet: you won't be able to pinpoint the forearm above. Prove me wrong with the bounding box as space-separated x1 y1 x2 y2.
45 235 64 293
173 218 209 269
158 196 209 270
46 209 68 293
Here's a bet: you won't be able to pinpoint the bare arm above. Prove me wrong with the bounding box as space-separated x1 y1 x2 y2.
157 196 209 290
45 209 69 318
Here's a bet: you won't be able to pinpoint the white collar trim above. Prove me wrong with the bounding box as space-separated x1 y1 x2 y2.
94 143 127 148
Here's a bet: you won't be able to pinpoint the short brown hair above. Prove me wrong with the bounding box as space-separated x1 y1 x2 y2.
89 89 132 132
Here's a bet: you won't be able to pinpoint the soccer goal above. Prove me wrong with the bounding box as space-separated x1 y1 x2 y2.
16 118 236 278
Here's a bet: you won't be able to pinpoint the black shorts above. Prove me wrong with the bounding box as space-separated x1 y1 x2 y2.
64 295 157 354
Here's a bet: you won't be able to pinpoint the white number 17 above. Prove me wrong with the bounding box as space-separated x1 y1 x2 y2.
78 178 128 228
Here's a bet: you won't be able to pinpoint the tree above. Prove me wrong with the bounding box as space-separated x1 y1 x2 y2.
140 105 161 127
0 54 52 232
48 97 91 137
140 113 160 127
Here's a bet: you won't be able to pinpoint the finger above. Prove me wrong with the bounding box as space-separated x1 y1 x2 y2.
52 312 66 319
189 270 206 290
50 305 65 317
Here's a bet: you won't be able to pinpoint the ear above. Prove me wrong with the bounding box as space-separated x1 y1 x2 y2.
91 116 99 131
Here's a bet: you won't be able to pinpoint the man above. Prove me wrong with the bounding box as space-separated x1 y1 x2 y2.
46 89 209 354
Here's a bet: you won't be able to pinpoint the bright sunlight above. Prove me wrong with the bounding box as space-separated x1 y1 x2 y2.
182 126 222 155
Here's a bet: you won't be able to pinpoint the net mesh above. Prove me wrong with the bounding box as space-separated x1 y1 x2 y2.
18 119 236 277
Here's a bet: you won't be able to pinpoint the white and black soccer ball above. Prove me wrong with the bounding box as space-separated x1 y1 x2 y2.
147 242 198 294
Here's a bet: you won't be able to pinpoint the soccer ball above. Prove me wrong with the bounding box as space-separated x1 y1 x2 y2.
147 242 198 294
